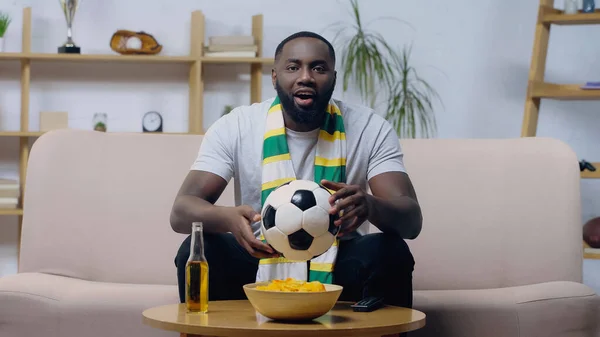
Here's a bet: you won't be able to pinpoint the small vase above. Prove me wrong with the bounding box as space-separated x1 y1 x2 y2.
0 37 4 52
565 0 579 13
93 113 107 132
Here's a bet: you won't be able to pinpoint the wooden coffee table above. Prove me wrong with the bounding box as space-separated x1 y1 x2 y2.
142 300 426 337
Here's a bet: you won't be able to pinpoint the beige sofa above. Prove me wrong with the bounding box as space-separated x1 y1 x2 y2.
0 129 598 337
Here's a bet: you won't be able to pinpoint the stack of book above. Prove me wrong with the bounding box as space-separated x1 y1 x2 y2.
204 35 257 58
581 82 600 90
0 179 19 209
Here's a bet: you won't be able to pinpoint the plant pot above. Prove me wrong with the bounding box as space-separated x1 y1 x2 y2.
0 37 4 52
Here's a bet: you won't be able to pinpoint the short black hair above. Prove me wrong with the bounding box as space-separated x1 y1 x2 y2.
274 31 336 64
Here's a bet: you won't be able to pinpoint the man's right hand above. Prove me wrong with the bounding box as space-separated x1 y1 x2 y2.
170 170 280 259
223 205 280 259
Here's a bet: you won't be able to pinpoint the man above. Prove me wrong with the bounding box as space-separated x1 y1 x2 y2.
170 31 422 309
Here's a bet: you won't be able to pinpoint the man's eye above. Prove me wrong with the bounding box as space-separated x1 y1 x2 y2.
287 66 298 71
314 66 325 72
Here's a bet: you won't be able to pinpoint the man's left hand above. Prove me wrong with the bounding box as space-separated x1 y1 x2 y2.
320 180 371 236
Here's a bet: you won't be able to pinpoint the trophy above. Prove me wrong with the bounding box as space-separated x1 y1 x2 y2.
58 0 81 53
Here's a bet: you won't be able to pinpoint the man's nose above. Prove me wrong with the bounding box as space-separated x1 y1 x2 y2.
297 67 315 85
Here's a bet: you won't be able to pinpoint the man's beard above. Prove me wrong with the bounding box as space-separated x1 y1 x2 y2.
275 80 335 126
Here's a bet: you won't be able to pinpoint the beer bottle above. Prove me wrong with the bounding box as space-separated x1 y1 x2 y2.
185 222 209 313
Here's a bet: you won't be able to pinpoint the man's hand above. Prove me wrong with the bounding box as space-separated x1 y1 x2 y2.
222 205 280 259
323 172 422 239
321 180 372 236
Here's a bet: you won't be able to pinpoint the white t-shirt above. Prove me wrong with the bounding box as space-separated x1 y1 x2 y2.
190 97 406 238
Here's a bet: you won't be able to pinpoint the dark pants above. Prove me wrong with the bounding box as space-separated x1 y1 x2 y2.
175 231 415 308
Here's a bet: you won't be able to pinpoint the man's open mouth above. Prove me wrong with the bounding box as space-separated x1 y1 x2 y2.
294 91 315 106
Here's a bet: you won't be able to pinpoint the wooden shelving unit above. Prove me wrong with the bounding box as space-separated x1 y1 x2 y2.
541 7 600 25
530 82 600 101
0 132 45 137
0 209 24 216
0 52 274 64
522 1 600 180
0 7 274 253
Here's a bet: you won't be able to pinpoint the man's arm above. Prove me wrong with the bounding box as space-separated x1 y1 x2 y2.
171 109 237 235
322 172 422 240
170 170 229 235
171 110 277 258
170 170 278 258
366 171 422 239
322 114 422 240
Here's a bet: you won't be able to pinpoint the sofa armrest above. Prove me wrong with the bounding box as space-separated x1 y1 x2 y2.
412 281 600 337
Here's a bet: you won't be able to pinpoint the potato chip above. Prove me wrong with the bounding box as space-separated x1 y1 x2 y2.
256 278 326 292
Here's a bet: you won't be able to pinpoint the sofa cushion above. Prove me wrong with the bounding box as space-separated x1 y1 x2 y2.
0 272 178 337
412 281 599 337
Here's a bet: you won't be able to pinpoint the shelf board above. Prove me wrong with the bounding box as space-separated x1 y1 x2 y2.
201 56 273 64
26 53 196 64
116 131 204 135
581 163 600 179
0 53 274 65
0 208 23 216
530 82 600 100
0 130 204 137
0 131 45 137
0 52 195 63
0 53 26 61
584 241 600 259
542 8 600 25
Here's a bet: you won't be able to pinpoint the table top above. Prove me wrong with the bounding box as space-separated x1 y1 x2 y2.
142 300 426 337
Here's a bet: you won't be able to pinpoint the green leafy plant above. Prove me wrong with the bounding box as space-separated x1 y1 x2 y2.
385 45 440 138
94 122 106 132
0 12 11 38
222 105 234 116
328 0 440 138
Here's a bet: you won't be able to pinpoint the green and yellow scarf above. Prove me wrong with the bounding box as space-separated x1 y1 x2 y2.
256 96 346 284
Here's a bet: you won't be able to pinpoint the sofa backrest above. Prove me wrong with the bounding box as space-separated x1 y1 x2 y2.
19 130 233 286
396 137 582 290
18 130 583 290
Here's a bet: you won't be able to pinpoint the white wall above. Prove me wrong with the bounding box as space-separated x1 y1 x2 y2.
0 0 599 290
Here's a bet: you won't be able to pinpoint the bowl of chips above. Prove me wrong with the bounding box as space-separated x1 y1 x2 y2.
243 278 343 321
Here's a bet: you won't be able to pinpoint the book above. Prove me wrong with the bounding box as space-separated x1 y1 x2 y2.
0 189 19 198
0 178 18 188
0 179 19 198
580 82 600 90
208 36 255 46
203 51 257 58
0 197 18 209
206 44 258 52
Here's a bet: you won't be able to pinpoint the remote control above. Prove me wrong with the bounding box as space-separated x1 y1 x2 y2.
351 296 384 312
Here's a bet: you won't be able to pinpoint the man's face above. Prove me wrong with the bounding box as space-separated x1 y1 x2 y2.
272 37 336 126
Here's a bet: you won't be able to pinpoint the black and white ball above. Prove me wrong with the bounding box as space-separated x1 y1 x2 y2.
261 180 340 261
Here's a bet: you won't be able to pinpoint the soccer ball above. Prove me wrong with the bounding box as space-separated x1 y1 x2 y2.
260 179 340 261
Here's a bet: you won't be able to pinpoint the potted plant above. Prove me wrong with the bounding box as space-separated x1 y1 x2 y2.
222 105 234 116
328 0 440 138
0 11 11 52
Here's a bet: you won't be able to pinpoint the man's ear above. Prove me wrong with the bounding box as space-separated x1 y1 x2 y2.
271 68 277 88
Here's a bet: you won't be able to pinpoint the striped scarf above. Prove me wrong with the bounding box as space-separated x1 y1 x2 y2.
255 96 346 284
